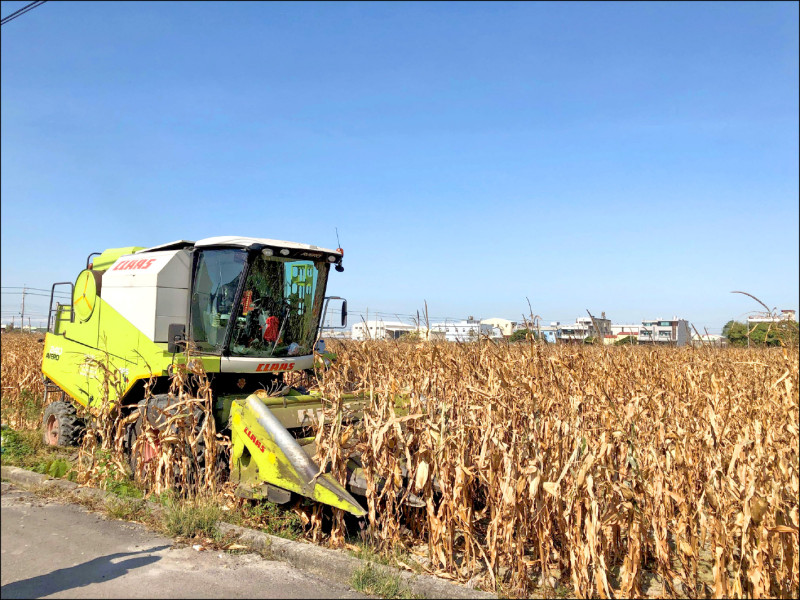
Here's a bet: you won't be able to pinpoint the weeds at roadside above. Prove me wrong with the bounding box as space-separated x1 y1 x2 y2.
350 562 419 599
346 539 425 576
349 541 392 566
1 427 39 462
1 427 76 479
104 495 150 522
159 495 221 539
27 482 75 503
233 499 305 541
20 479 240 549
103 475 143 499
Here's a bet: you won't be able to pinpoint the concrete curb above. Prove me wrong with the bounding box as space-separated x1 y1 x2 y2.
1 465 163 515
1 465 495 599
218 522 495 599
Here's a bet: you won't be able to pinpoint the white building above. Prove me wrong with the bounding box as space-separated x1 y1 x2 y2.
430 318 494 342
747 309 797 324
691 333 728 347
609 324 641 337
603 324 642 344
557 316 611 342
322 329 351 340
639 318 690 346
480 318 516 338
351 320 419 341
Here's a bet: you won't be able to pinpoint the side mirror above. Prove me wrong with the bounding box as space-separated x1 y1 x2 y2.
167 323 186 353
321 297 348 330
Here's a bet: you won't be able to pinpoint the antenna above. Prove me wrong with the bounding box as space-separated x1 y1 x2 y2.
333 227 345 272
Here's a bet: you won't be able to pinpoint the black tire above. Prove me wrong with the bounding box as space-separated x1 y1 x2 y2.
42 400 85 447
124 394 209 488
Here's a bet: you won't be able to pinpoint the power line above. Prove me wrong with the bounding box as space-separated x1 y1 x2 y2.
1 1 47 26
2 291 70 297
1 286 71 294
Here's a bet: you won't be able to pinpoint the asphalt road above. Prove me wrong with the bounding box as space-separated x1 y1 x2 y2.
0 482 367 599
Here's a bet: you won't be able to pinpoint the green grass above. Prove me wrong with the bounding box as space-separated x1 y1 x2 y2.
1 427 77 479
231 499 304 540
347 539 425 576
351 542 387 563
350 562 419 599
160 495 222 538
2 427 42 462
104 496 149 522
104 477 143 498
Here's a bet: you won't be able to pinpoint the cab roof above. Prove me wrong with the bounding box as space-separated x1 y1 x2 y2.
137 236 342 257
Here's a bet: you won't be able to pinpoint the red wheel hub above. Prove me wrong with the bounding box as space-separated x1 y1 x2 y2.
139 437 160 463
45 415 59 446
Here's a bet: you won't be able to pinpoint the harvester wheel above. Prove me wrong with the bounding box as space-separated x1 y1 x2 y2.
42 400 85 447
124 395 209 487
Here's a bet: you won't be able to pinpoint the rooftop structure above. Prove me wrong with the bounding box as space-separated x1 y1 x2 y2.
747 309 797 323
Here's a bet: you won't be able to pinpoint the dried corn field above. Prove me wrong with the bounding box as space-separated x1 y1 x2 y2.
0 332 46 429
2 331 798 598
314 341 799 598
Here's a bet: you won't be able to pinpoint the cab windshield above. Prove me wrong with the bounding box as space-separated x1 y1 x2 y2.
190 249 247 352
189 248 328 357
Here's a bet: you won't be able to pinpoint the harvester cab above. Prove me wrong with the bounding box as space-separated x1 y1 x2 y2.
41 236 370 515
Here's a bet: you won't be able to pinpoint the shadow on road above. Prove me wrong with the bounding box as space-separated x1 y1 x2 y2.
1 545 170 599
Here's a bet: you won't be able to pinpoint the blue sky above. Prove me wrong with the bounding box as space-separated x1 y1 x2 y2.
2 1 798 331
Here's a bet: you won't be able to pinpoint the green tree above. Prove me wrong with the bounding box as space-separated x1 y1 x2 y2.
510 329 538 342
773 320 800 346
722 320 749 347
722 319 797 347
614 335 638 346
749 322 793 346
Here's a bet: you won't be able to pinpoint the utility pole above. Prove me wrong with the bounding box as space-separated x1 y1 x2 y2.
20 284 26 329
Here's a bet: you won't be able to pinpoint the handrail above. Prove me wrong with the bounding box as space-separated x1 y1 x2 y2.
86 252 101 269
48 282 74 333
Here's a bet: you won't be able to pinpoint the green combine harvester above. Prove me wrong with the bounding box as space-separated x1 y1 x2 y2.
40 236 377 515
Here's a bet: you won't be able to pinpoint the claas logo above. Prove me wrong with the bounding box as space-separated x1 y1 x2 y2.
256 362 295 372
113 258 157 271
244 427 265 452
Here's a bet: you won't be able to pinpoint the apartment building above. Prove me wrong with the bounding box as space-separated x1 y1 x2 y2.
557 315 611 342
638 317 690 346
